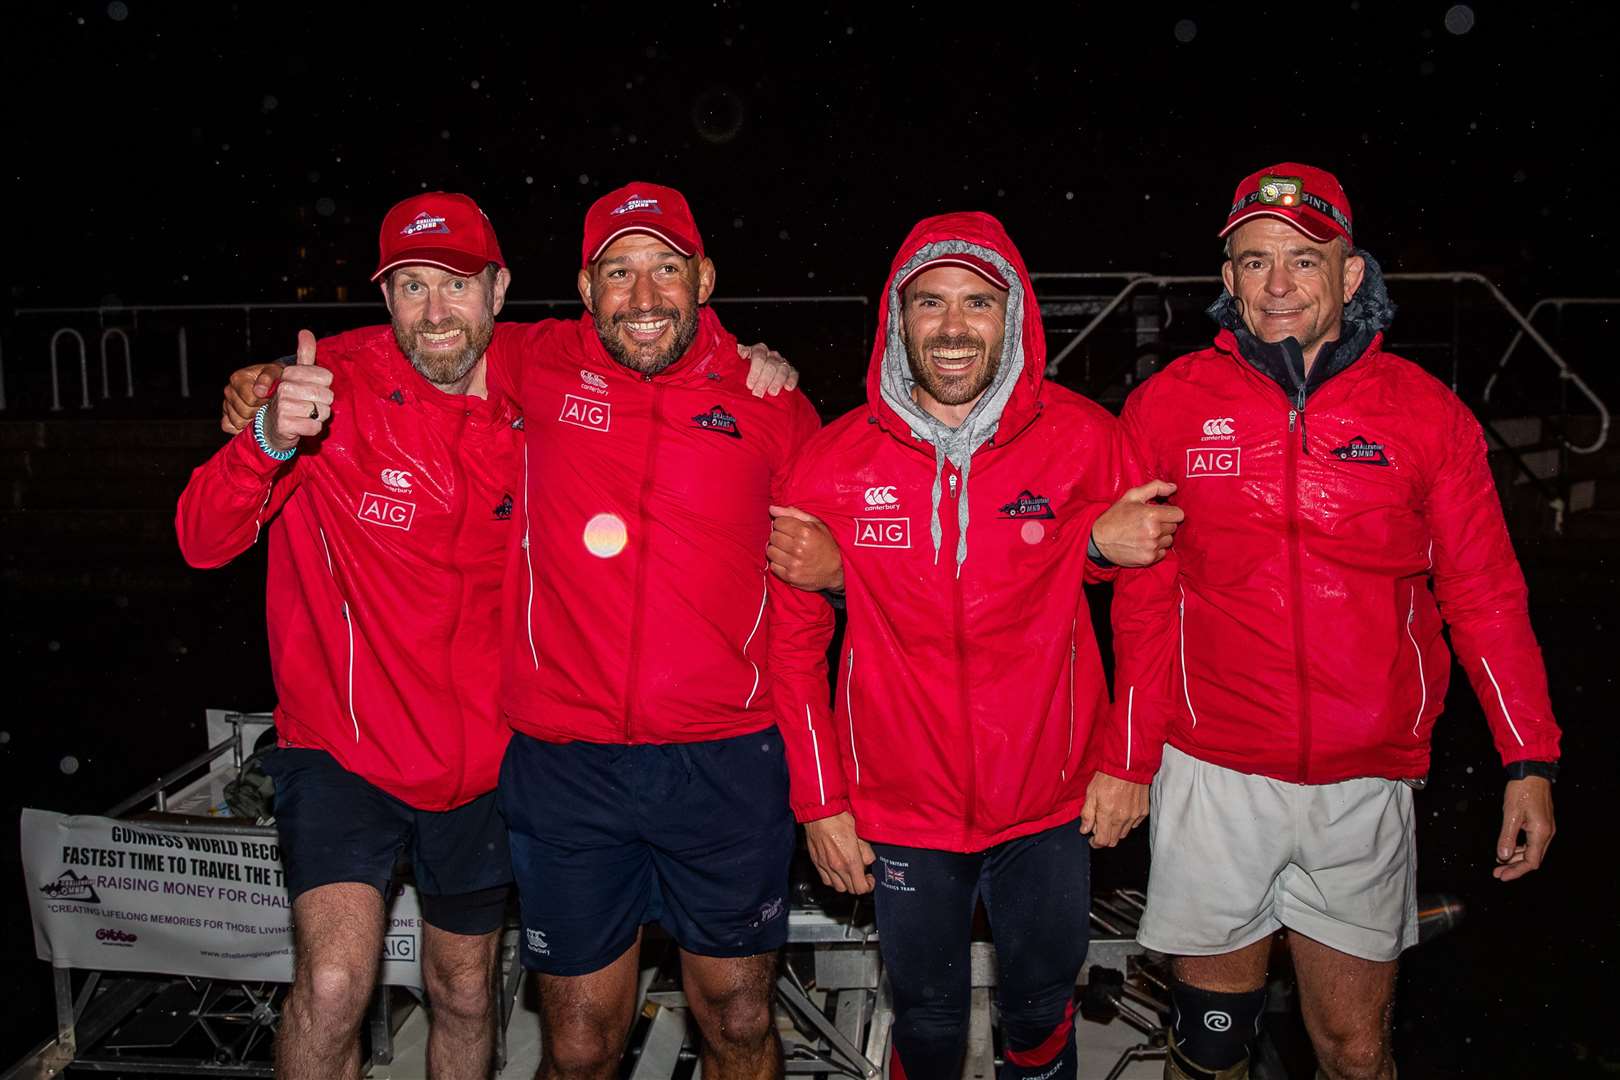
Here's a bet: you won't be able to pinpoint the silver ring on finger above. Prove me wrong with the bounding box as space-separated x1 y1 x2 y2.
308 402 320 420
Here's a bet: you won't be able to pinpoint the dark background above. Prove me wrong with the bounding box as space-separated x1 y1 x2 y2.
4 2 1616 1077
8 2 1619 309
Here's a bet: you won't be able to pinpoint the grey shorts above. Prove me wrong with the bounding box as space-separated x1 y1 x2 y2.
1137 744 1418 963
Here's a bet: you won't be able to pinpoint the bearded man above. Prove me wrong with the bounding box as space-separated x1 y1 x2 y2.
178 192 523 1080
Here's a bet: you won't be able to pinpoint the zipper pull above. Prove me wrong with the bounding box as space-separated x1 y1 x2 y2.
948 473 958 497
1288 409 1297 433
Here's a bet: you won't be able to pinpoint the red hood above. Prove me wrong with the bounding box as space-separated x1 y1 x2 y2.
866 211 1047 454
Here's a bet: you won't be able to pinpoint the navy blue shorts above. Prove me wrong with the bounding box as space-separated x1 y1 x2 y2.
264 747 513 935
500 727 795 976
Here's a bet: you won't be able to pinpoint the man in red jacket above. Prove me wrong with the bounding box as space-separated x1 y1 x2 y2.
766 212 1182 1080
480 183 823 1080
178 192 523 1080
1116 164 1561 1080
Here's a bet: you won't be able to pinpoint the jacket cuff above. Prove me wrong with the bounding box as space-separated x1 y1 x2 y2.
1075 501 1119 583
1095 762 1159 786
792 797 850 824
225 424 294 482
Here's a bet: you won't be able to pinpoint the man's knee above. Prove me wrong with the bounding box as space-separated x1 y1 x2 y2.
1312 1026 1389 1080
294 955 374 1027
542 1015 625 1076
690 980 775 1049
425 958 493 1023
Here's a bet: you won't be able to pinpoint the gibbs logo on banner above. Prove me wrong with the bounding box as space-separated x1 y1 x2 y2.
21 809 424 988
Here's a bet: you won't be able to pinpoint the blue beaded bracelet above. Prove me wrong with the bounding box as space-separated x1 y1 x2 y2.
253 404 297 462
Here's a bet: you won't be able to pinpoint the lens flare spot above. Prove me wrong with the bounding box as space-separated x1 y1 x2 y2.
1020 521 1046 545
583 513 628 558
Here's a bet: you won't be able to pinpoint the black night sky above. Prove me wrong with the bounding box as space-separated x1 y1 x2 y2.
11 2 1619 310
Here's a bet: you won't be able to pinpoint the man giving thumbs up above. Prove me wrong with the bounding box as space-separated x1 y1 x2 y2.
176 192 519 1080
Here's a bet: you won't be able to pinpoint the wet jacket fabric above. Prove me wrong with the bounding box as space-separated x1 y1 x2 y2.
1116 256 1560 783
486 309 823 748
177 326 522 810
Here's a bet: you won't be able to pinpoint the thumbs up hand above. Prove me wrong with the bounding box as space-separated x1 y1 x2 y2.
1091 480 1184 567
262 330 334 452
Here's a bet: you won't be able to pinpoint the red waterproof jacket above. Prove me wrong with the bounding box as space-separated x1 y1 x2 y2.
768 212 1167 852
176 326 522 810
486 309 822 746
1117 286 1561 784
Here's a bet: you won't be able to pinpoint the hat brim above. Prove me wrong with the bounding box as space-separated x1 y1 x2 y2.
371 249 498 283
1218 208 1343 246
587 224 699 265
895 254 1012 295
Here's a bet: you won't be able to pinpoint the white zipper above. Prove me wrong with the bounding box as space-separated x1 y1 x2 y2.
318 526 360 744
522 444 538 671
741 572 767 709
1062 621 1076 781
1405 586 1427 737
1178 584 1198 728
845 647 860 785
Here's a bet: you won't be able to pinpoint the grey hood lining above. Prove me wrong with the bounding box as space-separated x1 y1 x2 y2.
877 240 1026 575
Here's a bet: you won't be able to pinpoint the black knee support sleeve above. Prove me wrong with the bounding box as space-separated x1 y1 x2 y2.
1169 981 1267 1071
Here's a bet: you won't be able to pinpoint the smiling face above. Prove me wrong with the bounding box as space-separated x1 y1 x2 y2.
577 233 717 375
1221 217 1365 371
381 263 509 391
899 265 1010 427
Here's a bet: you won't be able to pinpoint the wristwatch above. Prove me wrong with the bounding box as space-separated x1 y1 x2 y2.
1504 760 1558 783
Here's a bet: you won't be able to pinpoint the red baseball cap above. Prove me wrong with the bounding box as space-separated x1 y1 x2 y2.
895 251 1011 295
371 192 505 283
1219 163 1353 246
582 182 704 267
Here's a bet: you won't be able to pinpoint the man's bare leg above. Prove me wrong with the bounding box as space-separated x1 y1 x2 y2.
1288 931 1396 1080
680 950 782 1080
535 931 642 1080
275 883 385 1080
422 923 501 1080
1172 936 1272 993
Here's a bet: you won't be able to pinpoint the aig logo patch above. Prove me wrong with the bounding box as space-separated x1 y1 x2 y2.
359 492 416 531
854 517 911 549
558 394 611 433
1186 447 1241 478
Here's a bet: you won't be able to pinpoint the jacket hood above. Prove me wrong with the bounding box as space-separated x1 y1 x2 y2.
866 211 1047 573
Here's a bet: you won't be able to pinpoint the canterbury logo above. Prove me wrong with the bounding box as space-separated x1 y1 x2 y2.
579 369 608 390
380 469 414 492
863 486 898 507
1202 417 1235 436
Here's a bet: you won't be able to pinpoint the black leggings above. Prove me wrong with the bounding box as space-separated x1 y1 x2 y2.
871 818 1090 1080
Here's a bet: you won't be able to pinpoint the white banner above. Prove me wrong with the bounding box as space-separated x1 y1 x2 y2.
21 809 423 988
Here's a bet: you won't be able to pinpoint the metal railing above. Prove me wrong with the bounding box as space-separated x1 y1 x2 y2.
1483 296 1617 454
7 295 869 415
